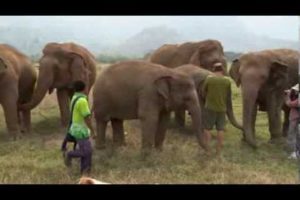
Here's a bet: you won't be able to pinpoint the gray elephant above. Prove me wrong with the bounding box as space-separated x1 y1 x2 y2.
229 49 299 148
20 42 97 128
149 39 227 72
174 64 242 131
93 60 207 153
0 44 37 139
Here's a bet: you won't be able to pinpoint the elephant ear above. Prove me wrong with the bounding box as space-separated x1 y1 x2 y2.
154 76 173 101
68 52 86 66
0 57 8 73
68 52 90 90
189 50 201 66
269 60 289 88
229 58 241 87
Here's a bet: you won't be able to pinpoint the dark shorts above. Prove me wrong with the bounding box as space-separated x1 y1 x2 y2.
203 108 226 131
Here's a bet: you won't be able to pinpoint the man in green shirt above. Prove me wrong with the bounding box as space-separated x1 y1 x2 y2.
202 64 231 156
63 80 96 175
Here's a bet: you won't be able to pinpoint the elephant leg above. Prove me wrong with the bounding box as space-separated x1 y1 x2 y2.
21 109 31 134
282 109 290 137
155 111 170 151
140 115 158 155
251 104 257 140
267 105 282 142
174 108 185 128
95 119 108 150
139 103 159 152
57 89 70 128
2 90 21 140
17 110 24 133
111 118 125 146
199 98 205 132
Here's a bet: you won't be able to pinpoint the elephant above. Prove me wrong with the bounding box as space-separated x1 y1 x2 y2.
0 44 37 139
174 64 243 131
229 49 299 148
20 42 97 128
149 39 227 72
93 60 207 153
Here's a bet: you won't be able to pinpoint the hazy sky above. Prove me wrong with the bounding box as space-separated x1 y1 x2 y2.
238 16 298 40
0 16 298 41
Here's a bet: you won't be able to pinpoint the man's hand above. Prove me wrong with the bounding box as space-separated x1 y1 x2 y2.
84 115 96 139
91 134 97 140
90 130 97 139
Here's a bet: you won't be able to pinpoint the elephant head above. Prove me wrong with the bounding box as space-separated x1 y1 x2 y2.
154 73 206 149
189 40 227 74
22 43 88 110
229 53 289 147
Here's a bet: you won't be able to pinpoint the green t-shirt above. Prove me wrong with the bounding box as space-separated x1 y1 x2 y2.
202 75 231 112
69 92 91 140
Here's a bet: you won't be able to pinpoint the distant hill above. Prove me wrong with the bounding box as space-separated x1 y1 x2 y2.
0 17 297 59
116 26 298 57
114 26 182 57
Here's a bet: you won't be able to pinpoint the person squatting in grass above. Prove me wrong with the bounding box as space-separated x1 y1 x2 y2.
62 80 96 175
202 64 232 156
284 84 299 159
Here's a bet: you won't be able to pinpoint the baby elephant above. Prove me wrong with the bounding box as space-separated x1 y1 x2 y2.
93 60 206 153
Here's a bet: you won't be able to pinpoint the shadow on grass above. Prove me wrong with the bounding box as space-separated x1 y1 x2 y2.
0 130 11 143
32 115 61 136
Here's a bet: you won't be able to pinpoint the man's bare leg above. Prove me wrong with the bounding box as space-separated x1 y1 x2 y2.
216 130 224 155
204 129 212 156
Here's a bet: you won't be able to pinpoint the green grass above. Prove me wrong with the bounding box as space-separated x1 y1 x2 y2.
0 66 298 184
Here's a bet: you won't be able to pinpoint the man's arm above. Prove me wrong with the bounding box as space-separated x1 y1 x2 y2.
78 98 96 139
84 115 96 138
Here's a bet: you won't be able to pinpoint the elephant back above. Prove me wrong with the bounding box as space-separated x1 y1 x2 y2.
175 64 212 86
0 44 33 77
150 39 225 69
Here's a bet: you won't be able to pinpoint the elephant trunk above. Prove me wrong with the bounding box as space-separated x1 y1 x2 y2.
226 90 243 131
24 68 54 110
186 93 207 150
241 82 259 148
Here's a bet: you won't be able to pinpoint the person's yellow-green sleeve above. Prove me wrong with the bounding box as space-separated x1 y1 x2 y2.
77 98 91 118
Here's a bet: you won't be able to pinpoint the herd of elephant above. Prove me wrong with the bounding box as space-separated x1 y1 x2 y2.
0 39 298 153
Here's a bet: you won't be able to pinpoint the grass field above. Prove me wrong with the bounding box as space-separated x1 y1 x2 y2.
0 63 298 184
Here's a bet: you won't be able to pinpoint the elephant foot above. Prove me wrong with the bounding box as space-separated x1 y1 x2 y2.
176 123 185 129
20 128 31 135
241 137 246 142
113 141 126 148
140 149 152 160
268 137 284 145
154 145 163 152
242 138 257 149
10 133 23 141
95 143 106 150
